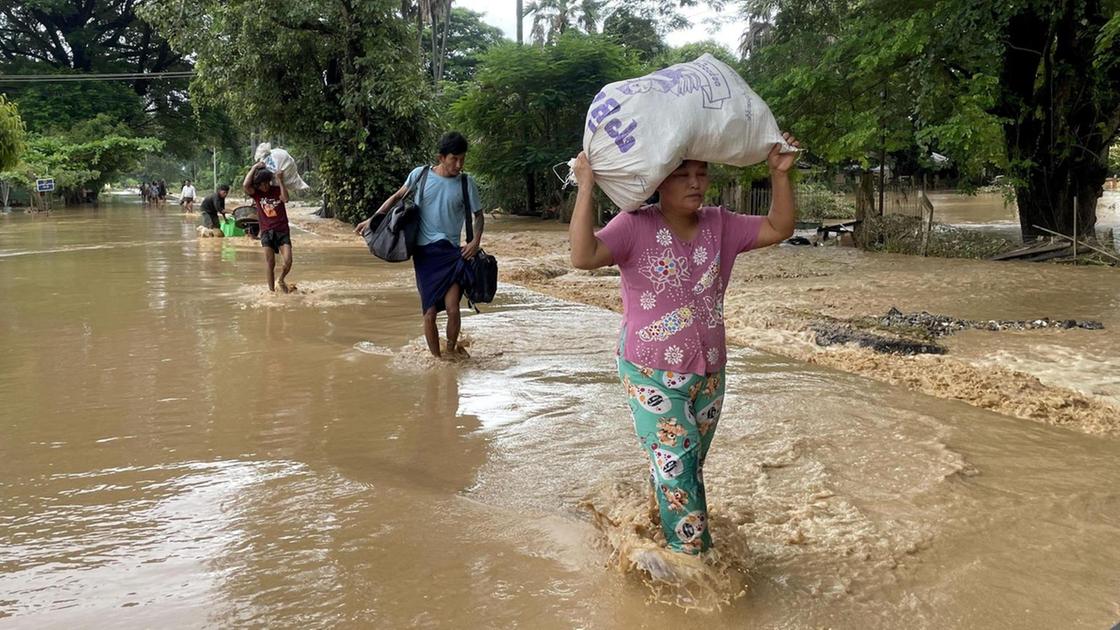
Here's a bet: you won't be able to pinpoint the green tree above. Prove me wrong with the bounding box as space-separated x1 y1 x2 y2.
143 0 435 223
454 33 642 214
602 8 665 62
526 0 696 46
656 40 741 68
1110 141 1120 176
423 8 506 84
0 94 26 171
0 1 204 155
526 0 606 44
741 0 1120 240
2 114 162 203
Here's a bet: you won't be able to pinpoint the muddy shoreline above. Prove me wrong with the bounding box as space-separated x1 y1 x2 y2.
282 205 1120 437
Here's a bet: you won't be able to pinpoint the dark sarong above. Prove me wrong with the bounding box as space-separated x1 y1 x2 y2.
412 240 469 314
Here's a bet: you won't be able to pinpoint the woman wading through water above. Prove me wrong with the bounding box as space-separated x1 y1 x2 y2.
569 133 800 573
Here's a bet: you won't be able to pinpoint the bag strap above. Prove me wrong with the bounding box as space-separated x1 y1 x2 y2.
461 173 474 243
415 165 431 205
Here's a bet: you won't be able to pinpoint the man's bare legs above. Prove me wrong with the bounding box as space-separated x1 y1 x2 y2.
421 284 464 359
444 283 462 354
277 244 293 293
264 247 276 292
422 307 441 357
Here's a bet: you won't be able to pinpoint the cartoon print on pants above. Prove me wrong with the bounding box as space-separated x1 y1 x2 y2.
661 484 689 513
651 445 684 480
696 396 723 437
657 417 688 447
627 380 672 414
702 374 720 397
675 511 708 550
661 370 692 390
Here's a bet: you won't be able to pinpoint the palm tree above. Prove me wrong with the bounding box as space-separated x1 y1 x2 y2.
401 0 455 82
524 0 604 45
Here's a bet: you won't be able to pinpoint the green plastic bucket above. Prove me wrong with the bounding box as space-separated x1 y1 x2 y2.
220 216 245 237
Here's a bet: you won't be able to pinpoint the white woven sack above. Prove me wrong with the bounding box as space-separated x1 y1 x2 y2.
253 143 310 191
582 53 793 211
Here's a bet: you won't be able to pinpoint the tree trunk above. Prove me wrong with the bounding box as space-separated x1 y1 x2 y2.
516 0 524 44
526 172 537 216
854 170 876 247
998 1 1120 241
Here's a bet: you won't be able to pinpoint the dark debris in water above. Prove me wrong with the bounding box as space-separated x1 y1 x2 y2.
877 307 1104 337
812 323 947 355
811 307 1104 356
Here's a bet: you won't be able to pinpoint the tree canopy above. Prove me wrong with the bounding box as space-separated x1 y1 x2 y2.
0 0 213 156
454 33 643 213
0 94 26 171
742 0 1120 238
143 0 435 223
1 114 162 201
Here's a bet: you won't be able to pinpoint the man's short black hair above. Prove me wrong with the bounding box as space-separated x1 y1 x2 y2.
218 184 230 193
437 131 468 156
252 169 274 187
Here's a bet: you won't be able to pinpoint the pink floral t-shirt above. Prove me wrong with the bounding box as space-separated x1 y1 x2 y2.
595 205 765 375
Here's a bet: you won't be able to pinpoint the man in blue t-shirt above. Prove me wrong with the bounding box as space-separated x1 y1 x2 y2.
356 131 484 359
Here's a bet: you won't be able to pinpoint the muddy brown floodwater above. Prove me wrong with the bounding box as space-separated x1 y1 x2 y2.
1 199 1119 629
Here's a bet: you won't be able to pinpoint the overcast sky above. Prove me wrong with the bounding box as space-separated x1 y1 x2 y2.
456 0 745 54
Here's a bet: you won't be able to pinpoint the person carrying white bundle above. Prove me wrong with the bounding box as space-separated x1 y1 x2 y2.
581 53 795 211
568 128 801 572
253 143 310 192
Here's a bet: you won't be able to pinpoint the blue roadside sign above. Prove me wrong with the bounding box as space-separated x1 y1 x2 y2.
36 178 55 193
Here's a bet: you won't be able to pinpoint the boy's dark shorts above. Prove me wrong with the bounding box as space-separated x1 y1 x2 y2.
260 229 291 253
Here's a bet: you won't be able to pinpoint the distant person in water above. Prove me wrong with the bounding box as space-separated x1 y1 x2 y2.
243 163 293 293
355 131 483 359
157 179 167 207
180 180 196 212
568 132 800 566
199 185 230 230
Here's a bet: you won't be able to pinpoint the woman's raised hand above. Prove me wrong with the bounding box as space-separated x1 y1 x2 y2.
767 132 801 175
573 152 595 189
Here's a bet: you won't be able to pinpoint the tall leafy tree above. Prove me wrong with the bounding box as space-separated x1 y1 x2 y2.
454 33 642 214
526 0 696 45
742 0 1120 239
526 0 606 44
423 8 506 83
0 0 207 153
0 94 26 171
1 114 162 202
602 8 666 62
143 0 434 223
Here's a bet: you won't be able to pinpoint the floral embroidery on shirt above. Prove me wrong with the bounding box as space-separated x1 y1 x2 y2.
641 248 691 294
638 306 695 342
706 347 720 365
656 227 673 247
640 291 657 311
692 246 709 266
664 345 684 365
692 254 721 295
703 295 724 328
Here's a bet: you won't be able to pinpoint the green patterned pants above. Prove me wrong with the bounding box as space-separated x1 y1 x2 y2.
618 357 726 554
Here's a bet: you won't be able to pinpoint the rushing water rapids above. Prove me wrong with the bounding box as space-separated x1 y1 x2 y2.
1 201 1119 628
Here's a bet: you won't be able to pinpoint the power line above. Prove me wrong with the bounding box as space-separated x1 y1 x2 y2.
0 71 196 83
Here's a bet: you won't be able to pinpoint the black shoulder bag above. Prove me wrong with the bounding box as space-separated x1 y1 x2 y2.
363 166 427 262
461 174 497 309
